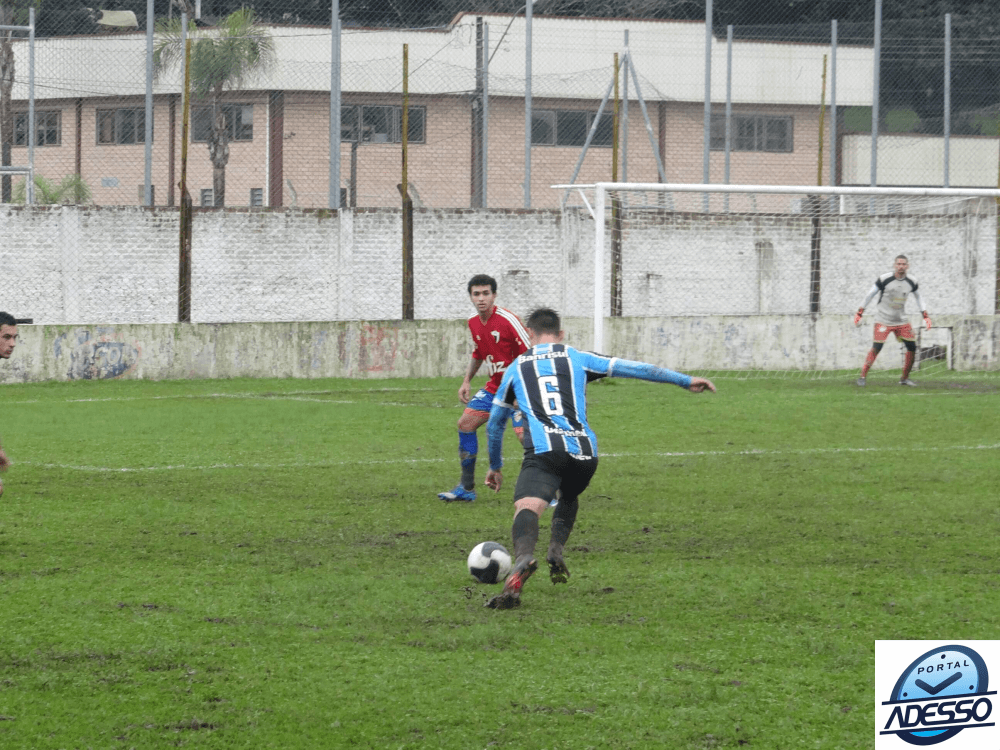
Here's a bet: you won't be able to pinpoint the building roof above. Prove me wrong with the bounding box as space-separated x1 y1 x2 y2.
10 14 873 106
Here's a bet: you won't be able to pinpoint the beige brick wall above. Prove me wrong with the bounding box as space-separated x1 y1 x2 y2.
9 99 79 198
9 91 831 210
11 92 269 208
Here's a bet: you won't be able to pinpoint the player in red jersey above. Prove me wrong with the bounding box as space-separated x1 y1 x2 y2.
438 275 530 503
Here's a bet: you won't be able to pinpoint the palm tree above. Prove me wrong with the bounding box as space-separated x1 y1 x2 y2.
154 8 274 207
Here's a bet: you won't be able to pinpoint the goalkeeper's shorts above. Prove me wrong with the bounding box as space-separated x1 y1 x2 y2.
872 322 914 343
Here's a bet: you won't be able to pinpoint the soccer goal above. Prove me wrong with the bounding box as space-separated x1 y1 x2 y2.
556 182 1000 379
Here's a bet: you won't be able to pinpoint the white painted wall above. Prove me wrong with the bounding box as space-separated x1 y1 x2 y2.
1 313 996 385
841 134 1000 188
1 204 994 327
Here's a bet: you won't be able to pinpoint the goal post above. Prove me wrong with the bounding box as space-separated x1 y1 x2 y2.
556 182 1000 378
0 165 36 204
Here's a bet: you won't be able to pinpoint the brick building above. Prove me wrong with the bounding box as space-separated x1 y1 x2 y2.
4 14 874 209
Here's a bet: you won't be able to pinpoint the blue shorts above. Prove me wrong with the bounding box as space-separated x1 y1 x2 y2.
467 389 523 429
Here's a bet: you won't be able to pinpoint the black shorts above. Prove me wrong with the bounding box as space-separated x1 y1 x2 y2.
513 451 599 504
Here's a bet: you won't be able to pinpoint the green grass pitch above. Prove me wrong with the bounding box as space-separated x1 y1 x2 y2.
0 375 997 748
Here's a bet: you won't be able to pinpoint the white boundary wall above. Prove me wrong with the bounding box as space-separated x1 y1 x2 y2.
1 204 995 327
1 314 997 384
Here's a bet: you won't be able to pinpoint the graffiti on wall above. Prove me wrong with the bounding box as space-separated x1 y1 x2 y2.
53 329 141 380
337 324 400 373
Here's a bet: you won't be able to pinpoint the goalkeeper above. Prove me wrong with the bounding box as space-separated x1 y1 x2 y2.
482 307 715 610
853 255 931 387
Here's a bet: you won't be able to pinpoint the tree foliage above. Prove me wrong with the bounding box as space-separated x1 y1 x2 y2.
154 8 274 206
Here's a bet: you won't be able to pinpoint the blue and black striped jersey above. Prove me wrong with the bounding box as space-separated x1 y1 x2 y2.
486 343 692 470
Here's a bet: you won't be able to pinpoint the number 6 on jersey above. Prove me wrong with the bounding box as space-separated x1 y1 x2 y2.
538 375 563 415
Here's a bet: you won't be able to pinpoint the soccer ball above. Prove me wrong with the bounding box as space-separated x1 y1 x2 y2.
467 541 513 584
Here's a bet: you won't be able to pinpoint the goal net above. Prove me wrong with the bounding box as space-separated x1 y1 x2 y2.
558 182 1000 380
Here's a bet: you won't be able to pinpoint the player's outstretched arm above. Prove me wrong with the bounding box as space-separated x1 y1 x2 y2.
607 359 715 393
687 377 716 393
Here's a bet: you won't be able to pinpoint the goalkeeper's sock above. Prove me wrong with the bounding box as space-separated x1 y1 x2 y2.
458 430 477 491
902 350 915 379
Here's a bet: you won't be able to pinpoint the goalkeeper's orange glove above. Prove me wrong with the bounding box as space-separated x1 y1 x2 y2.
853 308 864 326
923 311 932 330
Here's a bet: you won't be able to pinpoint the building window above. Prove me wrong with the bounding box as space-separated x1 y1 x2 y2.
97 107 149 145
710 114 793 152
250 187 263 207
15 110 61 146
340 105 425 143
531 109 614 147
192 104 254 142
200 189 214 207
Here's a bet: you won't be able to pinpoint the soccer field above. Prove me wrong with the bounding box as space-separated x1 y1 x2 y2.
0 375 997 748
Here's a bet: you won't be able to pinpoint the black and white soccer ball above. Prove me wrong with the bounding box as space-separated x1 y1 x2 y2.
467 541 513 584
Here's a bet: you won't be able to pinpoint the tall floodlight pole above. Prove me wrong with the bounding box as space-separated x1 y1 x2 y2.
831 20 837 188
178 12 192 323
944 13 951 188
144 0 154 206
26 8 35 205
702 0 712 212
870 0 882 190
524 0 532 208
330 0 341 208
622 30 628 183
724 24 732 211
483 22 489 208
327 0 341 208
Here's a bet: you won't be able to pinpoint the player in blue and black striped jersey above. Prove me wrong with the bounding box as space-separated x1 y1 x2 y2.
483 307 715 609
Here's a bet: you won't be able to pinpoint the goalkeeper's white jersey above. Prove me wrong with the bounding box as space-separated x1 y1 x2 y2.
861 273 926 326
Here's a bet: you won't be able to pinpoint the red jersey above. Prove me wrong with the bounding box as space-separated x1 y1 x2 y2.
469 306 529 394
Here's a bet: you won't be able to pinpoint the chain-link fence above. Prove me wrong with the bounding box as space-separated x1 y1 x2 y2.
2 2 1000 328
3 2 1000 211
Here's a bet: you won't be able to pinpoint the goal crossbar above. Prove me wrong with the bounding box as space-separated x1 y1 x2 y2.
555 182 1000 199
